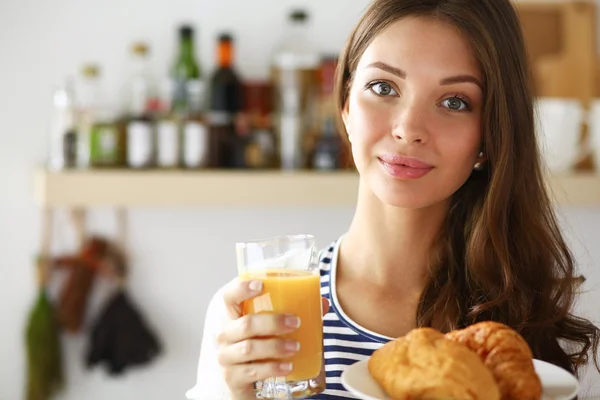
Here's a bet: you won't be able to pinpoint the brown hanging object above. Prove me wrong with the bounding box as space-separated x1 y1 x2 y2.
52 237 109 333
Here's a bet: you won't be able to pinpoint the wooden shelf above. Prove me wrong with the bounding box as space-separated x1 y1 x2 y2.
546 172 600 207
33 168 600 208
33 168 359 207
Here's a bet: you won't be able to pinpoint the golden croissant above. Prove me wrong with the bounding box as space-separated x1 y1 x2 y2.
368 327 501 400
445 321 542 400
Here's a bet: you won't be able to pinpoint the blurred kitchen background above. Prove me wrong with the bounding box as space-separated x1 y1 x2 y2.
2 0 600 399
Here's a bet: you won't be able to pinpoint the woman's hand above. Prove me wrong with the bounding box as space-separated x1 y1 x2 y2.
216 278 329 400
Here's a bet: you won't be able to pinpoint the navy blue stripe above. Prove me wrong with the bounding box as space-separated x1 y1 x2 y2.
325 357 360 366
324 345 374 356
323 333 362 341
323 319 350 328
326 369 346 378
324 383 351 393
311 394 355 400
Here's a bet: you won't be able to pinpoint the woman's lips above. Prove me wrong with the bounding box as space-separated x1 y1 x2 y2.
378 155 434 179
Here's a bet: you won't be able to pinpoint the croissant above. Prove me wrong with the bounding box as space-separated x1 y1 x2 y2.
445 321 542 400
368 327 500 400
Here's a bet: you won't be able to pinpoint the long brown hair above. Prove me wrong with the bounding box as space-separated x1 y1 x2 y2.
334 0 599 377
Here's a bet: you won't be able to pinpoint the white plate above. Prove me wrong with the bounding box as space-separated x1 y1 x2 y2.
340 358 578 400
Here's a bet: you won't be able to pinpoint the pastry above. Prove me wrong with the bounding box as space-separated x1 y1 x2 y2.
445 321 542 400
368 327 501 400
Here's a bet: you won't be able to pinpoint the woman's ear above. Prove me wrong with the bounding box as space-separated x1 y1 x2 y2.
342 103 351 142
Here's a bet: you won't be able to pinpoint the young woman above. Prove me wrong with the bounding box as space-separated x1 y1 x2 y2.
186 0 600 398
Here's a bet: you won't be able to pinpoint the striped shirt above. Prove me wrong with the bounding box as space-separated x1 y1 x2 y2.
186 236 391 400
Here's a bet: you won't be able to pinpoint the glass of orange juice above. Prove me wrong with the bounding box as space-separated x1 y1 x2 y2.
236 234 325 399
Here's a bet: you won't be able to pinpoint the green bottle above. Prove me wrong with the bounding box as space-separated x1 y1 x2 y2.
171 25 201 114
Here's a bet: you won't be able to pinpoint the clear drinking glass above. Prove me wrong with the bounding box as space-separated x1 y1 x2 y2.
236 234 326 399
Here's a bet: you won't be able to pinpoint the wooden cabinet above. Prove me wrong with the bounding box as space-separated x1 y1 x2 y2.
516 1 597 104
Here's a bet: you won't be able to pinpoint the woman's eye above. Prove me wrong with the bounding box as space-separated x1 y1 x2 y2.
441 97 469 111
369 82 398 97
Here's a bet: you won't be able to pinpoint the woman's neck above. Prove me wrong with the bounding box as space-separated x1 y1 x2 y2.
340 180 449 292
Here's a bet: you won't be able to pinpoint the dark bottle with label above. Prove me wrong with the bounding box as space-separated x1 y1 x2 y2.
208 33 244 168
172 25 201 114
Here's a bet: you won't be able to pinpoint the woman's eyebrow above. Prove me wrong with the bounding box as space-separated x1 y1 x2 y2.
366 61 482 90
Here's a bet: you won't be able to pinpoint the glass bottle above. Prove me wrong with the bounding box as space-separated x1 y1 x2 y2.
90 108 123 168
48 79 77 170
271 9 321 170
124 42 156 169
123 42 155 119
126 106 155 169
171 25 201 114
76 63 104 168
182 80 209 168
155 79 182 169
208 33 244 168
243 81 276 169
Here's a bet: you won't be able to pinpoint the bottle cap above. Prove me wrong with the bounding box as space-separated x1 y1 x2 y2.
218 33 233 42
179 25 194 38
82 64 100 78
131 42 149 55
290 9 308 22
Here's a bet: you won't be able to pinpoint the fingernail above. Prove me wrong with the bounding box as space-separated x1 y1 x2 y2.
248 280 262 292
279 362 293 372
284 340 300 352
285 315 301 329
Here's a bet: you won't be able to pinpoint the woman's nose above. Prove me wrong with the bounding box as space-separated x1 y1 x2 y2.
391 101 430 144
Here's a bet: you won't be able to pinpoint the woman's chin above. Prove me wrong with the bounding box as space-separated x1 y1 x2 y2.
367 175 448 210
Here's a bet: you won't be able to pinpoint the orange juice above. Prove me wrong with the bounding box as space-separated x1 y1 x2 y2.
241 269 323 382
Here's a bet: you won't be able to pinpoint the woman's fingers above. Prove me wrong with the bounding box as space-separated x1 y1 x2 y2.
222 278 264 319
217 337 300 366
217 313 301 345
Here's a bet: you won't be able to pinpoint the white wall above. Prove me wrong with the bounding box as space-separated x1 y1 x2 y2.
0 0 599 399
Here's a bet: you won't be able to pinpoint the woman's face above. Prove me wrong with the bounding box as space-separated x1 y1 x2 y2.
342 16 484 209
